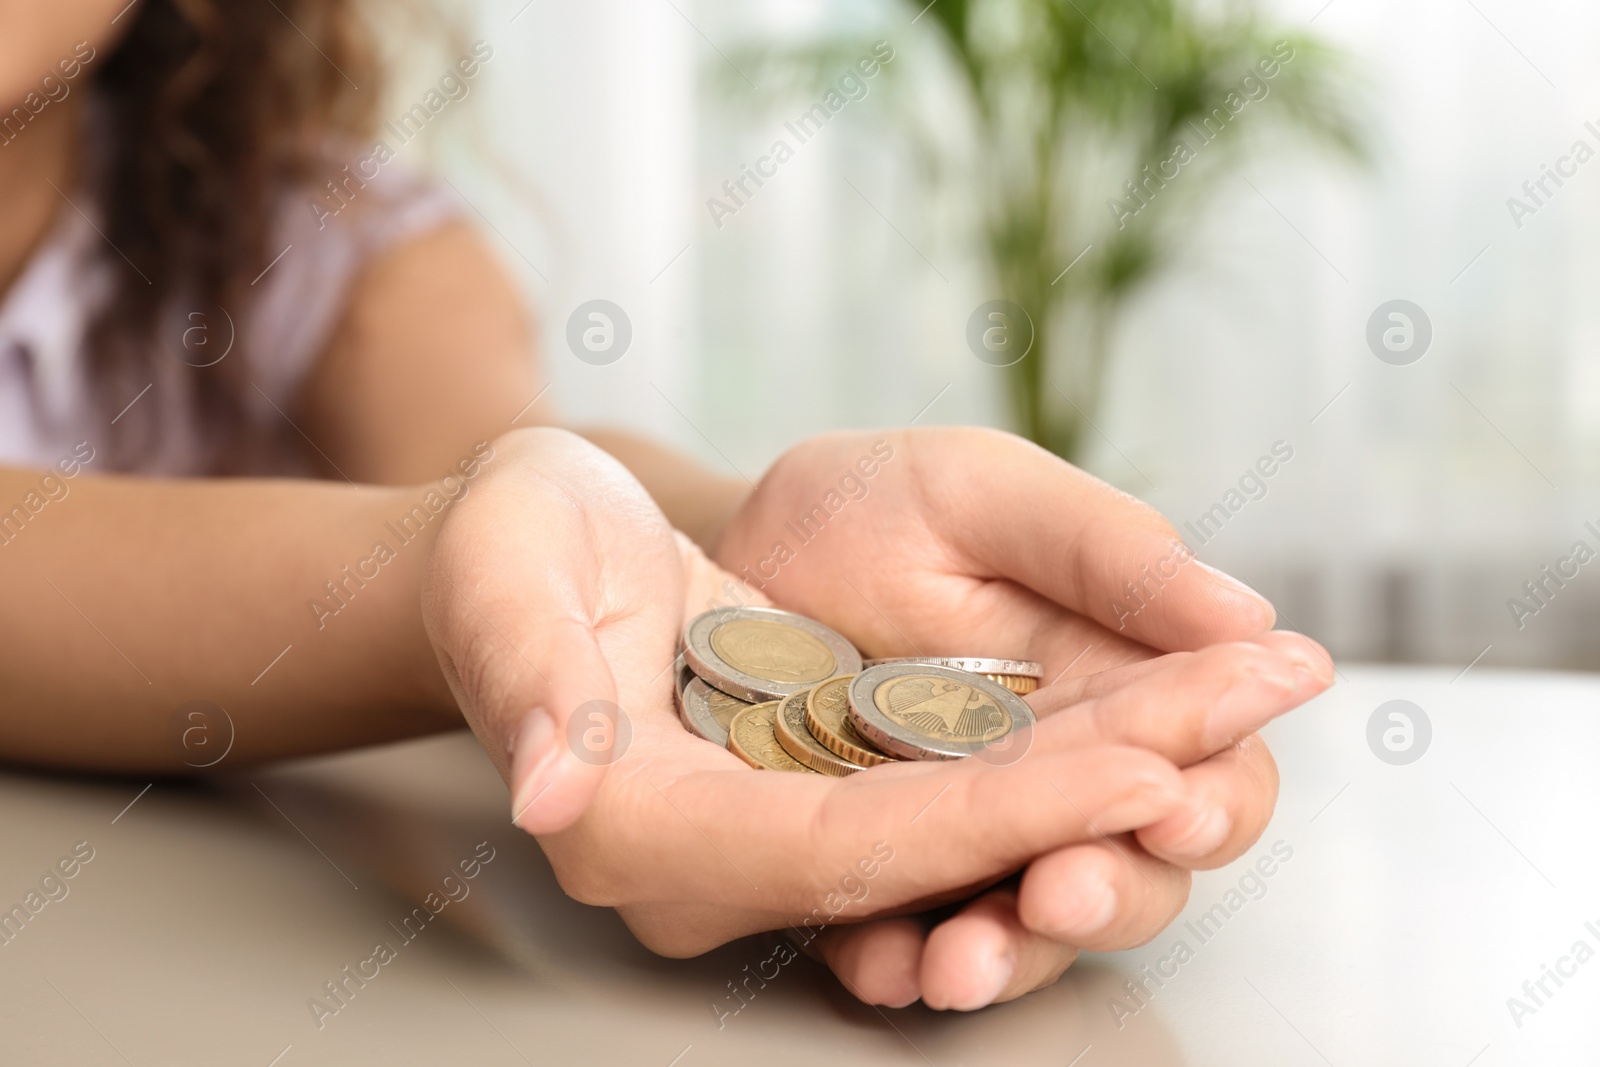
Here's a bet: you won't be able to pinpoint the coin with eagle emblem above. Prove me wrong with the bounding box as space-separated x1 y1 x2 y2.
845 663 1036 760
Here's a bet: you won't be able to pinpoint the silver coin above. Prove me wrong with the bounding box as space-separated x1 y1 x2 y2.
672 653 693 712
675 657 694 702
678 676 752 748
846 663 1036 761
862 657 1044 679
682 606 862 703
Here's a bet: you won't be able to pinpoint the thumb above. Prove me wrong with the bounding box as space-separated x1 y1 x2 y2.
419 428 680 835
424 574 626 837
505 614 625 835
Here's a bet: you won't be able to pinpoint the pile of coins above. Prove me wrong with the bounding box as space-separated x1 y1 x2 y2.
675 606 1044 774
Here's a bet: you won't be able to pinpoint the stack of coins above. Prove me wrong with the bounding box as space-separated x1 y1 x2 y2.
675 607 1042 773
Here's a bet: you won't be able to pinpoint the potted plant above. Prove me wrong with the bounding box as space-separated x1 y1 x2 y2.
721 0 1365 460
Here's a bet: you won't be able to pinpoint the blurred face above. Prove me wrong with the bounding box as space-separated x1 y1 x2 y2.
0 0 129 109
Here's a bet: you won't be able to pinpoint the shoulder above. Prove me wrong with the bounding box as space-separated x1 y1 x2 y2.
334 217 531 349
299 149 459 248
292 199 541 483
246 156 476 400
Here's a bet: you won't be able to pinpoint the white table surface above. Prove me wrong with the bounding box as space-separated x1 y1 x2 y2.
2 665 1596 1065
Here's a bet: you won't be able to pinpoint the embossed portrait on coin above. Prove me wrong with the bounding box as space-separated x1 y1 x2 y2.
711 619 837 683
875 676 1010 742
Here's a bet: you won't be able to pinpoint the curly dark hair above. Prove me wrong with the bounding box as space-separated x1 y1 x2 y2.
88 0 379 470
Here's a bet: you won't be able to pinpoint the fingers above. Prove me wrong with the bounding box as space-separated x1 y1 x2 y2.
578 743 1186 917
920 889 1080 1010
428 542 627 836
806 745 1185 912
1016 837 1189 952
813 917 927 1009
909 427 1277 650
1028 633 1332 769
822 889 1087 1012
1137 733 1279 870
1027 654 1174 717
504 621 623 835
1247 628 1336 671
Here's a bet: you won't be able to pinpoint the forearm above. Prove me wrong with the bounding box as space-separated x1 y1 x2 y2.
0 467 461 772
574 428 750 552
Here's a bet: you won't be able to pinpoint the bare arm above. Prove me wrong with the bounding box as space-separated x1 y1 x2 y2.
0 468 459 771
0 222 744 772
298 221 748 548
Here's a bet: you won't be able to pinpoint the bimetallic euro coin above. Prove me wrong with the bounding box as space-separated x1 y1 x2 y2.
847 663 1037 761
678 676 751 748
804 674 896 768
863 657 1043 695
727 701 815 773
683 607 862 703
863 657 1044 678
775 689 865 777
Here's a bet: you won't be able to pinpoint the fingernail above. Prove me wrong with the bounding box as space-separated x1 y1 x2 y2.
1197 561 1274 615
970 945 1015 1009
1285 646 1335 687
1291 659 1331 690
1160 804 1232 860
1049 873 1117 939
1209 664 1298 743
510 707 560 823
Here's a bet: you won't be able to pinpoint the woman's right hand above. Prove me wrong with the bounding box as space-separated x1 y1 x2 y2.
419 428 1326 1003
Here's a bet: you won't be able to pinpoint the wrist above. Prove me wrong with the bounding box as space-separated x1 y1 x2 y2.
359 485 458 722
380 438 509 722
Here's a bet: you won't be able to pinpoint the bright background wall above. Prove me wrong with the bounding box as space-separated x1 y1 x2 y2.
400 0 1600 672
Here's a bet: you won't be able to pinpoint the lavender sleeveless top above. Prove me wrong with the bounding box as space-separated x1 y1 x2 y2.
0 161 459 475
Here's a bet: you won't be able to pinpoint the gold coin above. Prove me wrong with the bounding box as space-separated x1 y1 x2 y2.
775 690 865 777
710 618 838 686
804 675 896 767
874 674 1012 743
678 676 752 748
727 701 815 773
987 673 1038 695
